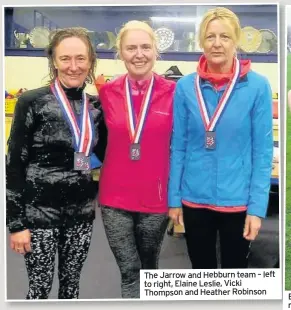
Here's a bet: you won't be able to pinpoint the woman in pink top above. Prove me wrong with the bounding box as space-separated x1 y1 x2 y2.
98 20 175 298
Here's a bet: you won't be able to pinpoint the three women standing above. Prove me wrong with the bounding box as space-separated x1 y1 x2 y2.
6 7 275 300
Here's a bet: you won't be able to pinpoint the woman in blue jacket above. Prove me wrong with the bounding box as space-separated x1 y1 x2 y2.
168 7 273 269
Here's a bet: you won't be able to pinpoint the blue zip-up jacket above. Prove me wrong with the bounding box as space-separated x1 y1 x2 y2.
168 71 273 218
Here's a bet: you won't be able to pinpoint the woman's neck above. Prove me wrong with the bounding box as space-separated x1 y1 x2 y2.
57 78 85 100
207 59 234 74
57 77 84 90
127 71 153 82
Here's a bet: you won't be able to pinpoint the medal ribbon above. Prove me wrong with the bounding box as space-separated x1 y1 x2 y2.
125 75 154 143
195 58 241 132
50 78 94 156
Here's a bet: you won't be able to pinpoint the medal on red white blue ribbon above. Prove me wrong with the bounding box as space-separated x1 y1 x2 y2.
195 58 241 150
50 78 94 170
125 75 154 161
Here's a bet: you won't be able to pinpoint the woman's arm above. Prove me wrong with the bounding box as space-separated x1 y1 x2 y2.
247 78 274 218
168 80 188 209
6 94 35 233
94 109 108 163
91 97 108 164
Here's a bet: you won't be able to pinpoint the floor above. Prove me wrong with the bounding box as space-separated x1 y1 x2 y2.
6 197 279 300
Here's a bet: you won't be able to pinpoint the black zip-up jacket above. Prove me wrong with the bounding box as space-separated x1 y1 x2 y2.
6 84 107 233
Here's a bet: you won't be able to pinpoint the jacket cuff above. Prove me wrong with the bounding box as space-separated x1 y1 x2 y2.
7 219 28 233
168 197 182 208
246 205 267 219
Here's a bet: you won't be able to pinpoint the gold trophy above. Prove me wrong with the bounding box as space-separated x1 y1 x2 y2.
14 30 29 48
106 31 117 50
239 26 262 53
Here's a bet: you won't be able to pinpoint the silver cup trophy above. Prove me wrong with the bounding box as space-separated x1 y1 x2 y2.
14 30 29 48
183 32 196 52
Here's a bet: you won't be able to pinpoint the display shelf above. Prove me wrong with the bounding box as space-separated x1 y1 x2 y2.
5 5 278 62
5 48 278 63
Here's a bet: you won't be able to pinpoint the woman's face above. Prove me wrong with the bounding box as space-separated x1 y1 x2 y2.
53 37 91 88
120 29 156 80
203 19 236 69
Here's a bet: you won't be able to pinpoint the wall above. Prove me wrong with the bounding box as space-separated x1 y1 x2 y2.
5 56 279 95
8 5 278 51
11 5 277 34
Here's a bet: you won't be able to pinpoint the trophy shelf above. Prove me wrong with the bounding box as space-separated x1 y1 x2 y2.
5 48 278 63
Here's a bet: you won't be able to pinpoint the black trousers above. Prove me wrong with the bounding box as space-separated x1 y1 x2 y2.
101 206 168 298
183 205 251 269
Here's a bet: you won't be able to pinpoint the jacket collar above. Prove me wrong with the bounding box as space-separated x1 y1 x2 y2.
200 73 249 91
111 72 173 102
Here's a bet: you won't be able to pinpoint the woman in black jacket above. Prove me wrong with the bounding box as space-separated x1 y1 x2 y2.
6 27 106 299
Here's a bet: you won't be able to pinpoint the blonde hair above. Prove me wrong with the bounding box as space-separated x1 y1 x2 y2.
198 7 241 49
115 20 159 59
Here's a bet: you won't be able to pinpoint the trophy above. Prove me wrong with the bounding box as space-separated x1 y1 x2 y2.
154 27 175 52
257 29 277 53
95 32 108 50
106 31 117 50
86 30 95 45
14 30 29 48
183 32 196 52
239 26 262 53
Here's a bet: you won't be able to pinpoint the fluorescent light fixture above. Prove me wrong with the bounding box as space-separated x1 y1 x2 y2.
150 16 196 23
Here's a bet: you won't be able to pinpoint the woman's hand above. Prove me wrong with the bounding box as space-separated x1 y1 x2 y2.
10 229 31 254
169 208 184 226
243 215 262 241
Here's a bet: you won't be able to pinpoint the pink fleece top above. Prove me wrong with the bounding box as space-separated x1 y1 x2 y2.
98 73 176 213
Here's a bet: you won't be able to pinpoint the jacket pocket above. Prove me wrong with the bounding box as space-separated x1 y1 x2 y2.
217 157 248 202
182 156 213 200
